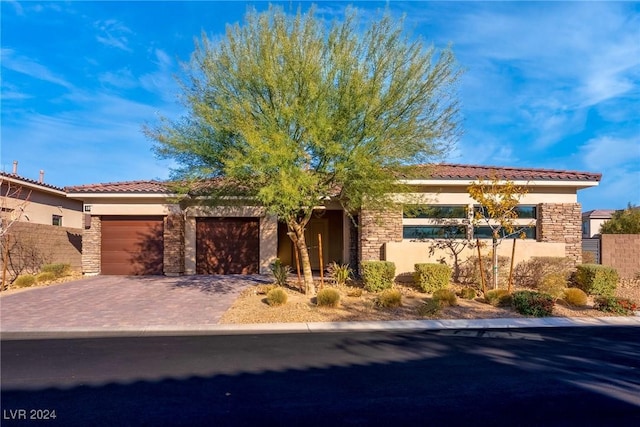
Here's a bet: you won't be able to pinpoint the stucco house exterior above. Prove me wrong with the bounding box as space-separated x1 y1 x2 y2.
65 164 601 278
581 209 614 238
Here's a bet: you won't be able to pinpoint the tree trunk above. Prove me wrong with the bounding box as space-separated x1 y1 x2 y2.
492 237 499 290
288 220 315 295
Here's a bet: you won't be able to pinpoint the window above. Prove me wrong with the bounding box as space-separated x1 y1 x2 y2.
473 205 537 219
473 225 536 239
52 215 62 226
403 225 467 240
403 205 467 219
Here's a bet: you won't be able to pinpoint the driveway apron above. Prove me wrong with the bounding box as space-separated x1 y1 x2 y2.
0 275 269 331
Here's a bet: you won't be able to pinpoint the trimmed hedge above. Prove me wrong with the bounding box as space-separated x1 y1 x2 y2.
414 263 451 293
512 290 555 317
361 261 396 292
573 264 618 297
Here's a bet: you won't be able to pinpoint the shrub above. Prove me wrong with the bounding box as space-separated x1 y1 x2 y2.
582 251 596 264
41 263 71 278
414 263 451 293
459 254 511 288
458 287 477 300
346 287 363 297
432 289 457 307
573 264 618 297
269 259 291 286
538 272 567 300
512 290 555 317
316 288 341 308
361 261 396 292
13 274 36 288
376 288 402 308
36 271 57 283
417 299 444 317
562 288 588 307
485 289 512 307
255 284 278 295
594 296 638 316
326 262 352 286
266 288 288 306
513 257 572 289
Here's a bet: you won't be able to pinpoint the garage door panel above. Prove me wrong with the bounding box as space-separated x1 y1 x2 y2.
101 216 164 275
196 218 259 275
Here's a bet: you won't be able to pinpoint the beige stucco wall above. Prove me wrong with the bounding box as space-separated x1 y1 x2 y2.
1 187 83 228
385 240 566 281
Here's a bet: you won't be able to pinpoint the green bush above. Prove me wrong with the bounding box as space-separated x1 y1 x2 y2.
361 261 396 292
513 257 571 289
512 290 555 317
458 287 477 300
376 288 402 308
562 288 588 307
417 299 444 317
573 264 618 297
538 272 567 300
266 288 288 306
36 271 57 283
269 259 291 286
41 263 71 278
13 274 37 288
432 289 457 307
327 262 352 286
414 263 451 293
594 296 638 316
316 288 341 308
485 289 512 307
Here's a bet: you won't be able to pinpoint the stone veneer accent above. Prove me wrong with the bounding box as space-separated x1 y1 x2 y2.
82 215 101 275
601 234 640 279
163 214 185 275
538 203 582 265
359 206 403 262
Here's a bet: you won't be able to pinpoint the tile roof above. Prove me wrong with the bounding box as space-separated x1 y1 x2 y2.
0 171 66 192
403 163 601 182
65 180 170 193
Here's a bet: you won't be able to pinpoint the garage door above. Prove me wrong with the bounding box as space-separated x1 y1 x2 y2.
101 216 164 275
196 218 259 274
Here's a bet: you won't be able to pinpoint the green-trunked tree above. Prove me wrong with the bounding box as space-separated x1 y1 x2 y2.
146 5 462 294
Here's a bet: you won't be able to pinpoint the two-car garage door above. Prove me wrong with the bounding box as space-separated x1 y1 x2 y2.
100 216 259 275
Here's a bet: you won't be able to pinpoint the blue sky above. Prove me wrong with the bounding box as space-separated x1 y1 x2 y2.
1 1 638 211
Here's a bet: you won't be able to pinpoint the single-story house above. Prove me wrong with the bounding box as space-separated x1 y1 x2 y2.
581 209 614 238
64 164 601 277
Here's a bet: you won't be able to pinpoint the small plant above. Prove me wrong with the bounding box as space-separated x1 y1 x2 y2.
266 288 288 306
269 259 291 286
255 284 278 295
538 272 567 300
562 288 588 307
573 264 618 297
316 288 341 307
13 274 36 288
414 263 451 293
346 287 363 297
361 261 396 292
375 288 402 308
485 289 512 307
458 287 477 300
41 263 71 278
326 262 352 286
432 289 457 307
512 290 555 317
417 299 444 317
594 296 638 316
36 271 57 283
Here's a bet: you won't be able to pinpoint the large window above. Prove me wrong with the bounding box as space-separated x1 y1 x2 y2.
473 225 536 239
474 205 537 219
403 225 467 240
403 205 467 219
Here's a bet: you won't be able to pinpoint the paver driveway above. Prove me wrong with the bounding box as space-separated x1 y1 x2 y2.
0 275 270 331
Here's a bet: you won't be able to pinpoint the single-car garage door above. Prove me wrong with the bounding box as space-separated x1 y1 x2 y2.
196 218 259 274
101 216 164 275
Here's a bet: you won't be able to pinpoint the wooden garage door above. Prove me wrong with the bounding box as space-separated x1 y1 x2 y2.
196 218 259 274
101 216 164 275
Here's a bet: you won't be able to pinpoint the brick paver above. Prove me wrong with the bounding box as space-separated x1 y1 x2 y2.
0 275 270 331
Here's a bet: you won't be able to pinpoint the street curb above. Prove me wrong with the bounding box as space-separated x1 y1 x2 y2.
1 315 639 340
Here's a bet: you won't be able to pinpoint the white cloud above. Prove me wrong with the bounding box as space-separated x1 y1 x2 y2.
94 19 133 52
139 49 179 102
580 136 640 170
1 48 74 89
98 68 138 89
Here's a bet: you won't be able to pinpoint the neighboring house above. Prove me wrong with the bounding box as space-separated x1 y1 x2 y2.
0 166 84 272
581 209 614 238
66 164 601 277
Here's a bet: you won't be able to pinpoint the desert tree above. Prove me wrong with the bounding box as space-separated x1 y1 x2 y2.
600 203 640 234
468 177 531 290
147 6 462 294
0 177 32 290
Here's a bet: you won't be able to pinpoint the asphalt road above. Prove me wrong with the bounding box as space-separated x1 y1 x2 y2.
2 327 640 426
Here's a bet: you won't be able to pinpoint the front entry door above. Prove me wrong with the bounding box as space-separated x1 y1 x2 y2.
304 218 329 270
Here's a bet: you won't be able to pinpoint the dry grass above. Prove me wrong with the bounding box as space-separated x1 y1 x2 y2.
219 278 640 324
0 271 83 296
